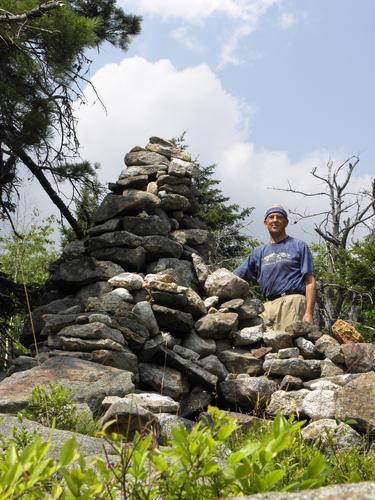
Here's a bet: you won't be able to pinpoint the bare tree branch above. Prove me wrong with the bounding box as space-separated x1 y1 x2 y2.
0 1 64 23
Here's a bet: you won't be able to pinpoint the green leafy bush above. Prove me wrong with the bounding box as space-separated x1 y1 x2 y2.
0 406 372 498
21 384 96 435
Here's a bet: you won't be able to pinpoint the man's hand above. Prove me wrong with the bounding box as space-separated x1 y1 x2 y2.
302 312 314 324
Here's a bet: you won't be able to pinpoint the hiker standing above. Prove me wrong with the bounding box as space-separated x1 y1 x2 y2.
233 205 317 331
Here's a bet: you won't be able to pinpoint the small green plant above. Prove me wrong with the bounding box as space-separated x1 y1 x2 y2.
21 383 97 435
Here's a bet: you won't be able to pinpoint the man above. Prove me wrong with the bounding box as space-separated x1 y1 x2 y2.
233 205 316 331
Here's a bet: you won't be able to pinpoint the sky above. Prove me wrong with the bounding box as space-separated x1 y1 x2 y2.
14 0 375 243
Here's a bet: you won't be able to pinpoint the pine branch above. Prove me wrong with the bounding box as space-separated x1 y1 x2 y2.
0 1 64 23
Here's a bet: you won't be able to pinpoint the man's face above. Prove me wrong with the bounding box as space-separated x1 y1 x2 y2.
264 212 288 235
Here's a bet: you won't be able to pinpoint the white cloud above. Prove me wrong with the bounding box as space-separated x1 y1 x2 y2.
171 26 205 52
278 12 296 30
123 0 280 67
70 56 371 243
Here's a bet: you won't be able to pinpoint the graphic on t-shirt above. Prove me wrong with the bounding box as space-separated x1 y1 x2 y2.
262 252 292 266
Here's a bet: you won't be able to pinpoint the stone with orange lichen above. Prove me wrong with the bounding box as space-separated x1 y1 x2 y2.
331 319 364 344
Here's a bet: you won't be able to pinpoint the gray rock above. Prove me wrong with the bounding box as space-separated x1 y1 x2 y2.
124 149 169 167
220 482 375 500
263 331 293 351
147 137 191 160
280 375 304 391
154 413 194 445
158 192 190 211
142 235 183 259
195 312 238 340
146 258 199 290
266 389 310 417
122 215 170 235
87 218 122 236
152 304 194 335
86 231 142 251
58 336 125 352
0 357 134 413
139 335 166 362
182 330 216 358
99 399 160 438
173 345 200 362
117 174 148 190
315 334 345 364
108 272 144 290
237 300 264 321
113 313 150 353
334 372 375 432
58 322 124 345
151 290 188 309
219 349 263 376
198 355 228 381
204 296 219 309
138 363 189 400
301 418 362 451
295 336 322 359
76 281 113 305
185 288 207 318
120 392 179 414
90 348 138 376
94 192 160 223
120 164 168 178
170 229 209 247
232 325 264 348
220 298 244 311
263 358 321 380
320 359 345 377
157 347 218 393
85 294 133 315
305 380 340 391
62 240 87 259
108 288 134 302
40 313 80 336
157 174 191 187
220 376 279 410
204 268 249 300
132 301 159 337
0 414 116 460
278 347 300 359
90 246 146 272
50 257 124 288
180 387 212 417
286 320 317 338
302 390 336 419
6 356 38 375
191 252 209 287
341 343 375 373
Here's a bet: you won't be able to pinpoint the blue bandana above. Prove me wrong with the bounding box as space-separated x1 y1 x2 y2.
264 206 288 220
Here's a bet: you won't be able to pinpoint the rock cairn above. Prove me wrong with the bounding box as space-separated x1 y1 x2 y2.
8 137 374 446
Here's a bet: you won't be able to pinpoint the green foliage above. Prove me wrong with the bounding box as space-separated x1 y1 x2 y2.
0 216 58 286
22 384 96 435
312 235 375 335
0 0 141 233
0 407 373 498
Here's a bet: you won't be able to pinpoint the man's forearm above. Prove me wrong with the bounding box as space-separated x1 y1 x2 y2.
303 275 317 323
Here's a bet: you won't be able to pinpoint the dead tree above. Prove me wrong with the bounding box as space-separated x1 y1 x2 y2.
274 156 375 330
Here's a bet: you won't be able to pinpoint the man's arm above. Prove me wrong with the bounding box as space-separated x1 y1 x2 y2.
302 274 317 324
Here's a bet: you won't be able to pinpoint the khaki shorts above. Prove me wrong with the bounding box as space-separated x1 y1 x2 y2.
261 294 306 331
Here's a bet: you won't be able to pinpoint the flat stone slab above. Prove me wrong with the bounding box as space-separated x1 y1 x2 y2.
0 356 134 413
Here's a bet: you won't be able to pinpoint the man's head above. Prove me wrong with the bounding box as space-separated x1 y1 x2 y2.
264 205 289 241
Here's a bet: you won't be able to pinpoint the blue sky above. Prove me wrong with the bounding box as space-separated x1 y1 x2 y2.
23 1 375 242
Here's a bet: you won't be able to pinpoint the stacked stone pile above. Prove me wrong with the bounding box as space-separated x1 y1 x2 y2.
1 137 373 448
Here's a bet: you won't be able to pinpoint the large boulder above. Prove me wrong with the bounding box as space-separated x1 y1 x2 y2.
263 358 321 380
220 376 279 410
50 257 124 289
0 357 134 413
334 372 375 432
341 343 375 373
94 192 160 223
204 269 249 300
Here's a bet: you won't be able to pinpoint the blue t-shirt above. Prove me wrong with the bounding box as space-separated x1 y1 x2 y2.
233 236 314 299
